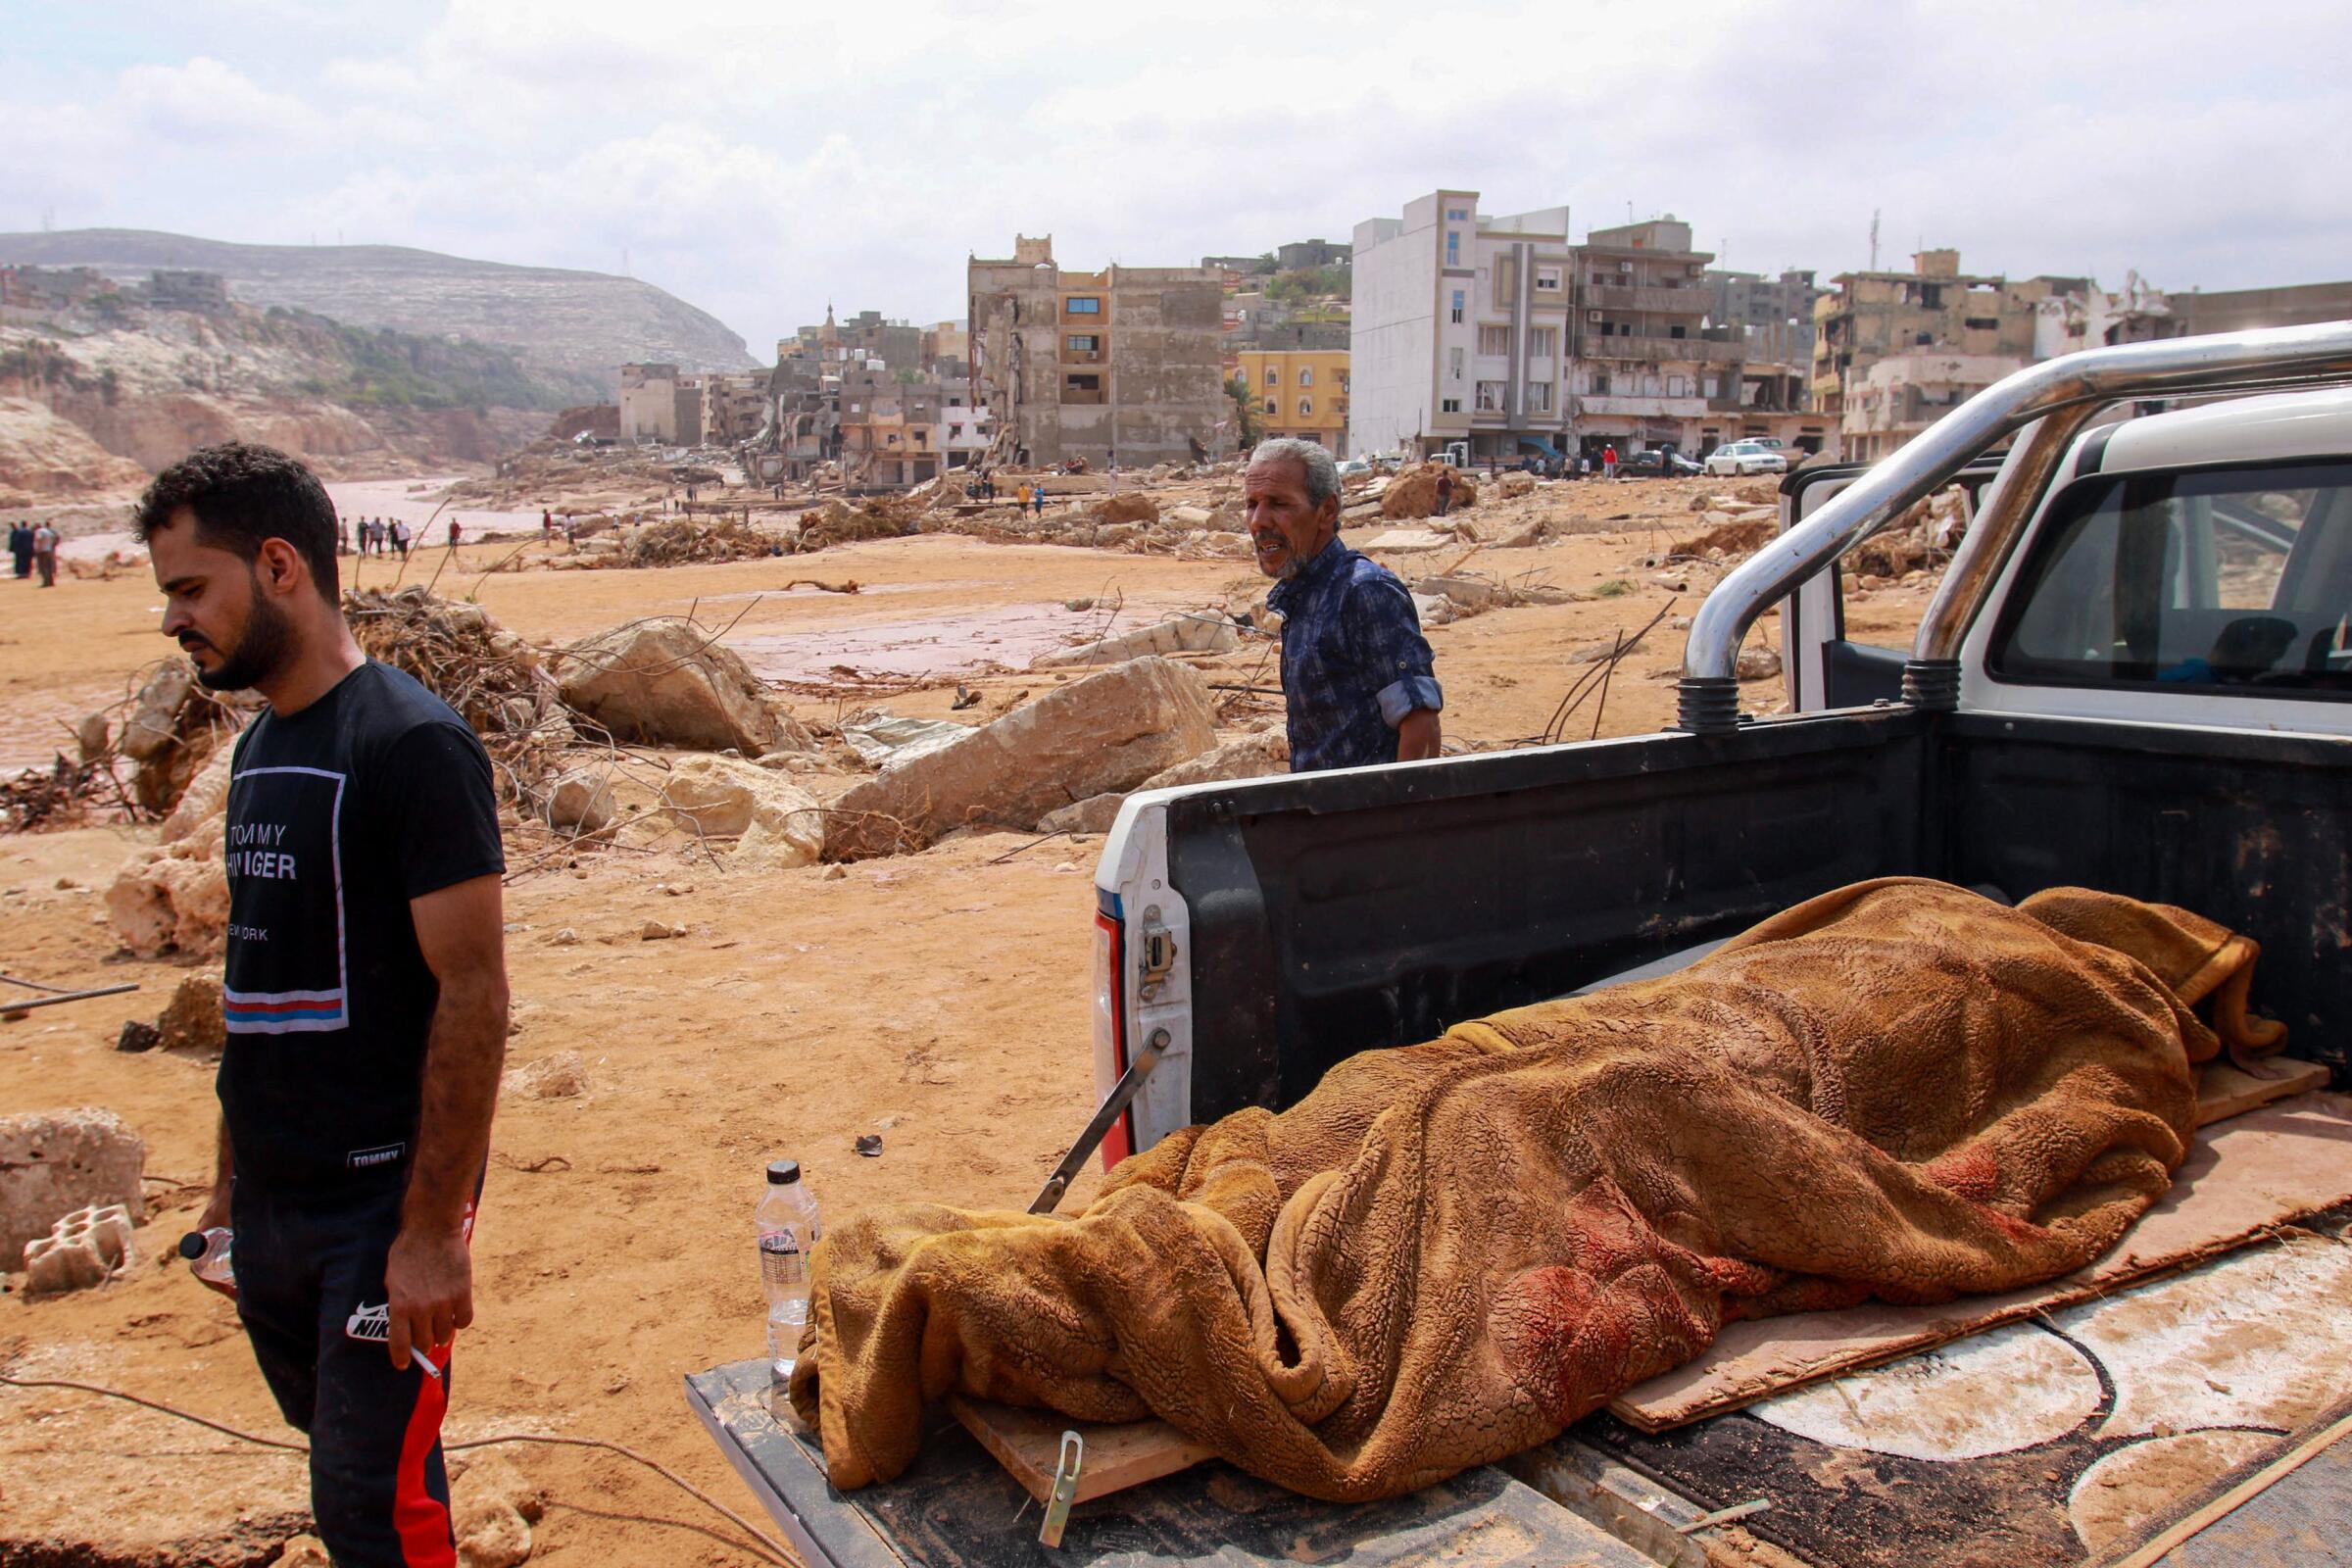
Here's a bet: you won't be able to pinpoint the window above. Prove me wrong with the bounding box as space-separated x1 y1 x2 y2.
1337 369 1349 389
1298 397 1314 416
1535 266 1562 291
1703 376 1720 398
1264 397 1280 414
1964 317 2000 330
1298 368 1314 386
1446 231 1460 267
1526 381 1552 414
1667 375 1688 397
1527 326 1557 358
1476 380 1506 412
1669 324 1687 339
1450 289 1465 324
1446 207 1470 221
1065 333 1100 355
1441 397 1462 414
1988 461 2352 698
1265 367 1279 386
1448 347 1464 380
1477 325 1510 356
1592 373 1611 395
1065 296 1101 315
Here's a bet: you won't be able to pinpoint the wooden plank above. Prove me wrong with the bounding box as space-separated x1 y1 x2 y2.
2193 1055 2329 1126
947 1395 1218 1505
1611 1092 2352 1433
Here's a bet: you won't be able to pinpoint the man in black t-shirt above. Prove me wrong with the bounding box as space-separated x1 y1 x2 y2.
136 442 508 1568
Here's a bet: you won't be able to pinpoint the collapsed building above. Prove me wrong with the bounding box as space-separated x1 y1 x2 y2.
742 305 989 491
967 236 1228 470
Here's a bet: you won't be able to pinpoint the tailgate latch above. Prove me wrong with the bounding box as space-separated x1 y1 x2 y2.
1138 907 1176 1000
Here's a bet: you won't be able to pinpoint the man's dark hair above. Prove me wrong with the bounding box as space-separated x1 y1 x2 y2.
132 442 340 601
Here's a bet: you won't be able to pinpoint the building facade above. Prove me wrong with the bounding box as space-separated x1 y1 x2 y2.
1839 353 2024 463
618 363 683 443
1240 348 1349 454
1810 251 2052 425
969 235 1227 468
1350 192 1770 463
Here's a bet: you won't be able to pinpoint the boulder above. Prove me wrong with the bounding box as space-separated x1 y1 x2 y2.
544 768 615 834
1495 470 1536 498
556 618 807 758
1035 731 1290 834
105 837 229 957
659 755 823 866
826 658 1217 859
158 974 226 1054
1380 465 1478 520
1 1108 146 1260
1035 793 1127 836
1736 645 1784 683
1093 492 1159 526
1031 612 1239 670
1413 575 1497 612
1167 505 1214 527
24 1202 135 1295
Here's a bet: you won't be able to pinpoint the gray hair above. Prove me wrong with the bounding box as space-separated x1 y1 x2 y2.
1248 437 1340 508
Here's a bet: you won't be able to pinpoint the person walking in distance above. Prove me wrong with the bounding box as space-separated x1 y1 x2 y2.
31 519 60 587
1434 467 1454 517
1603 443 1619 479
447 518 462 553
9 519 31 579
135 443 509 1567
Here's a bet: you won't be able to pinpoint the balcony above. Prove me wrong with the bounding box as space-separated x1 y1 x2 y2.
1578 335 1745 365
1579 284 1706 315
1573 394 1707 419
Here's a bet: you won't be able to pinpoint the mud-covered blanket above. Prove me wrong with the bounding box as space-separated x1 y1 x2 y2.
790 879 2284 1500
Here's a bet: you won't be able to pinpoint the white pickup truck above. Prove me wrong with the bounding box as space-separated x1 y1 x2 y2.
692 322 2352 1568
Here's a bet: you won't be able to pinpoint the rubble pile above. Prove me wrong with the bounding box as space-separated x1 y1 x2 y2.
345 587 576 804
106 749 234 956
1 754 115 833
795 497 921 551
1672 514 1777 559
1380 464 1480 520
1853 487 1968 581
613 513 781 566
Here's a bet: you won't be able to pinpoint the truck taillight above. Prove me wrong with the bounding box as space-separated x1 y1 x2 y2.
1092 909 1133 1169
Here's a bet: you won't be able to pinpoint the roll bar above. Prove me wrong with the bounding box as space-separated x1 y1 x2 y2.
1675 320 2352 732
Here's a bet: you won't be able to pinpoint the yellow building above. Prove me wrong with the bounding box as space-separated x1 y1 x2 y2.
1239 348 1349 457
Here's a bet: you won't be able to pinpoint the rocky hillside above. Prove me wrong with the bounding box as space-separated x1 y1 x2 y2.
0 292 557 505
0 229 756 382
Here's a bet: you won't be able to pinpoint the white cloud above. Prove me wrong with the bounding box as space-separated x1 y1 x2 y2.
4 0 2348 360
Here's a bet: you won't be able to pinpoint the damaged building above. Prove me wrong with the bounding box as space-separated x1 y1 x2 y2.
617 363 705 446
742 305 989 490
968 236 1227 469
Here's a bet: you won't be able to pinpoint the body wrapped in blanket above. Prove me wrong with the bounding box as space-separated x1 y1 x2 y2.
791 878 2285 1501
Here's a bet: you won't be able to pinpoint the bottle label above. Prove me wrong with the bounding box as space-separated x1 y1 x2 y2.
760 1227 817 1289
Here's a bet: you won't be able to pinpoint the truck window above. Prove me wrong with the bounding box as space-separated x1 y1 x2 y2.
1987 461 2351 696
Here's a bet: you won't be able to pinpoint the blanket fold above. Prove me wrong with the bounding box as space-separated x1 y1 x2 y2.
790 878 2283 1500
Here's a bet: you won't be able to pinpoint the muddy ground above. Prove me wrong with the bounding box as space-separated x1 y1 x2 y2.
0 470 1940 1564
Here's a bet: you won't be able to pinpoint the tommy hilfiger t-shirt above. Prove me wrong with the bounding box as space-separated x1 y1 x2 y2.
219 660 505 1190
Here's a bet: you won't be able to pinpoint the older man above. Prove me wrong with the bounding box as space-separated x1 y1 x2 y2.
1247 438 1443 770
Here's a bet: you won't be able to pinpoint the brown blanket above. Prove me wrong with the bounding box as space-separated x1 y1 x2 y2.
790 879 2281 1500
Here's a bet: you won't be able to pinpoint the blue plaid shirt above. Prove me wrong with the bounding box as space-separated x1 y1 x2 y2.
1267 538 1444 772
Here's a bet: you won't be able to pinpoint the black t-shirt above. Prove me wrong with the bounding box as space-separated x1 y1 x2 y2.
219 661 505 1191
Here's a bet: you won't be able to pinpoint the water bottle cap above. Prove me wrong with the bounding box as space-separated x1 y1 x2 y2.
766 1159 802 1185
177 1231 209 1259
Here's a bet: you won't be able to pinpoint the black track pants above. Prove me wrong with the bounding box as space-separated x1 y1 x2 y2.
232 1180 458 1567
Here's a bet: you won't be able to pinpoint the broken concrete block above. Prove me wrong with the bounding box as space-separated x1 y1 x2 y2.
1167 505 1214 527
162 750 236 844
1140 730 1289 791
1 1108 147 1259
158 973 226 1055
545 767 615 834
503 1050 588 1101
106 827 230 958
659 755 822 863
1495 470 1536 498
1413 575 1497 612
1092 492 1159 526
826 657 1216 860
556 618 805 757
24 1202 135 1295
1036 792 1126 836
1737 646 1784 682
1363 528 1453 554
115 1019 161 1054
1031 612 1238 670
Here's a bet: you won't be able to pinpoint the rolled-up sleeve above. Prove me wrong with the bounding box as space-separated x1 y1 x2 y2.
1346 575 1445 728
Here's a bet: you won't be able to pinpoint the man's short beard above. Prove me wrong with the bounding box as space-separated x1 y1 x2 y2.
196 579 296 691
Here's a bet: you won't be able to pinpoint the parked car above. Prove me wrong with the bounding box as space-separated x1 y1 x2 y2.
1623 448 1702 477
1706 439 1790 476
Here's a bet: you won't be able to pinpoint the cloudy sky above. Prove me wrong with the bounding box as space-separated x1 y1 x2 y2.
9 0 2348 358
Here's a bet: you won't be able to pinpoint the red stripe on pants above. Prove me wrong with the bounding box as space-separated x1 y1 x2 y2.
392 1346 456 1567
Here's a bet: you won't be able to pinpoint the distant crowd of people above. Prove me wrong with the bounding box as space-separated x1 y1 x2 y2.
9 519 62 586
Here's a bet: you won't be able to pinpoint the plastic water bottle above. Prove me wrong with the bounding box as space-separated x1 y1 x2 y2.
178 1227 235 1294
757 1159 821 1394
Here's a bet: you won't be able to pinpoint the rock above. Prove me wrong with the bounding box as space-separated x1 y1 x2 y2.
23 1201 135 1295
1036 793 1127 836
1379 464 1478 519
658 756 822 865
544 768 615 834
1736 646 1784 682
269 1537 332 1568
1167 505 1214 527
1092 492 1159 526
106 830 230 957
1413 575 1497 612
75 711 111 764
826 657 1217 860
503 1049 587 1100
1141 730 1288 790
1495 470 1536 498
450 1451 549 1525
556 618 808 757
1493 519 1547 549
120 662 195 765
115 1019 161 1053
640 919 685 941
1362 527 1453 554
162 750 237 843
1031 612 1238 670
0 1108 146 1260
158 974 226 1054
451 1486 532 1568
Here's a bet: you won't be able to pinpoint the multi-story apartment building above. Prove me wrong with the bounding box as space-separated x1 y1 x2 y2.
1240 348 1349 455
1350 192 1748 463
618 363 704 445
969 236 1227 468
700 371 772 446
1810 251 2052 424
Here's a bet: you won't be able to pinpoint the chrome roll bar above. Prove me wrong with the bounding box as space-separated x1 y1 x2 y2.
1675 320 2352 732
